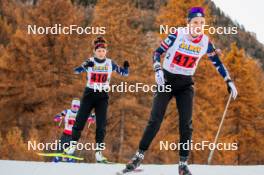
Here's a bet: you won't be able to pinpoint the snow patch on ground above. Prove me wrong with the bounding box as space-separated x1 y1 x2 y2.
0 160 263 175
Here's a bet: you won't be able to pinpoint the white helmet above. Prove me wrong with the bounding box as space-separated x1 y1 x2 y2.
71 98 80 108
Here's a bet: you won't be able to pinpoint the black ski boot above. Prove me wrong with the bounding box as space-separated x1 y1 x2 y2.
178 156 192 175
122 150 144 174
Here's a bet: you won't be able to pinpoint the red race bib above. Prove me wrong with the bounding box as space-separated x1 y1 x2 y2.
90 73 108 83
68 119 75 125
172 51 198 68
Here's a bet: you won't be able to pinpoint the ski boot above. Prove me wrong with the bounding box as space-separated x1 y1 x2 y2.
123 150 144 173
95 151 109 163
178 156 192 175
63 141 77 155
52 156 62 163
65 158 76 163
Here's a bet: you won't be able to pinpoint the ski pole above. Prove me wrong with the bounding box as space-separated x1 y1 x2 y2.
208 93 232 165
53 115 63 140
56 116 63 137
87 114 96 132
58 118 63 128
87 121 92 129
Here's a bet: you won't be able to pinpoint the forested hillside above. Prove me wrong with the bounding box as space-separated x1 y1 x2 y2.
0 0 263 165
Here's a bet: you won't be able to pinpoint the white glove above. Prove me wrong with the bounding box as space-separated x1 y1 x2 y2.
155 70 165 86
64 141 77 155
226 80 238 99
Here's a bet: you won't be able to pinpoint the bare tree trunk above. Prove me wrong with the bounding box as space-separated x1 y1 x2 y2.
118 110 125 161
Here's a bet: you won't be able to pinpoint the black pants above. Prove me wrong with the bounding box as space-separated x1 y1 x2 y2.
72 87 108 148
57 133 72 153
139 70 194 157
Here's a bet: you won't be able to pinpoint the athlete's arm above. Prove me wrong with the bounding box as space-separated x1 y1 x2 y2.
54 110 66 122
74 59 94 74
207 41 231 81
153 32 177 71
112 61 129 76
207 41 238 99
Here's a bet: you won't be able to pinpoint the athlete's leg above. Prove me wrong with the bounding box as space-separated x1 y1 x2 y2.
175 85 194 158
57 133 73 152
72 88 94 141
139 90 173 151
94 92 109 149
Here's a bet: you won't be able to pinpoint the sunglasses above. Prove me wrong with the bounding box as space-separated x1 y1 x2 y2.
72 105 80 108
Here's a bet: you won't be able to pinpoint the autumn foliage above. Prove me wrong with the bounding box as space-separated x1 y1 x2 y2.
0 0 263 164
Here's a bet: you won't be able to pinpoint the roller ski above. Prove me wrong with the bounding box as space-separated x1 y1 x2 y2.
39 140 83 162
37 152 83 161
38 141 82 162
52 156 76 163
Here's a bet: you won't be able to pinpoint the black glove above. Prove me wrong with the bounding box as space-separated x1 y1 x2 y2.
83 61 94 68
226 79 232 93
123 61 129 69
225 79 238 99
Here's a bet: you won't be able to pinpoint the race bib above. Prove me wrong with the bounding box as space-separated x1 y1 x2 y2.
172 51 198 68
90 73 108 83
